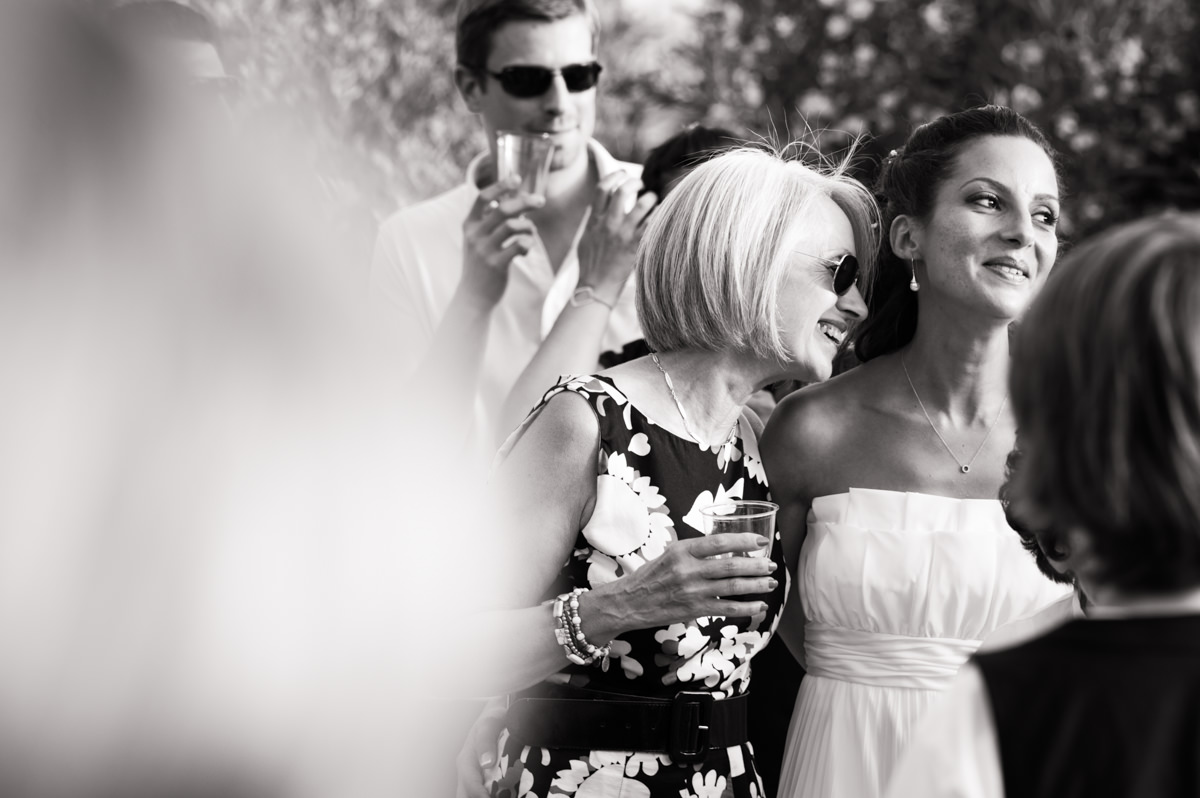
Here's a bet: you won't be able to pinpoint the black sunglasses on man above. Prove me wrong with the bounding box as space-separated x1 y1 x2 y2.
484 62 603 99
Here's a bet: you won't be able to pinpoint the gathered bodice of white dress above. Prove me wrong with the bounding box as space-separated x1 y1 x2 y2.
778 487 1072 798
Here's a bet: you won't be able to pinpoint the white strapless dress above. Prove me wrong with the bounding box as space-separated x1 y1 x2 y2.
777 488 1071 798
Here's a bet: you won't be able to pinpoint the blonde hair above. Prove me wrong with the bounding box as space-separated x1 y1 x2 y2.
636 147 880 360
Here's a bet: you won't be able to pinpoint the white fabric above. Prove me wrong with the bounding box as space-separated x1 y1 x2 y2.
777 488 1071 798
882 664 1003 798
369 140 643 447
977 589 1083 653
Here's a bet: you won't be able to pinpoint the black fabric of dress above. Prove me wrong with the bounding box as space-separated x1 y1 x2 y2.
975 615 1200 798
486 374 788 798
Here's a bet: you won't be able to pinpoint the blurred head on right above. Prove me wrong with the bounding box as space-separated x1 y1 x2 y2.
1009 212 1200 598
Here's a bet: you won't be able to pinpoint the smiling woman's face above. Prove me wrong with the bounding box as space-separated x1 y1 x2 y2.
913 135 1060 321
775 193 867 383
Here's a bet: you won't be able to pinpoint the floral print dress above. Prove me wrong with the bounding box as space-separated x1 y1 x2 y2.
486 375 787 798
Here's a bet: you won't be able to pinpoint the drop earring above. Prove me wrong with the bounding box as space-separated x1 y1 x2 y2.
909 258 920 292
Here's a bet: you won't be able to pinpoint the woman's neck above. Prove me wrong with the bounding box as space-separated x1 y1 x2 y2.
645 349 772 446
898 308 1012 423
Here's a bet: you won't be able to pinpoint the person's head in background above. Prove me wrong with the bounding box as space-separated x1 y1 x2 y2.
853 105 1061 362
109 1 237 115
1008 212 1200 607
455 0 601 175
641 124 738 200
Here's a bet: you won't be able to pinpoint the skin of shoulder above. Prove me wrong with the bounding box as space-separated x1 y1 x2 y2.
762 364 884 567
763 367 880 494
489 388 601 607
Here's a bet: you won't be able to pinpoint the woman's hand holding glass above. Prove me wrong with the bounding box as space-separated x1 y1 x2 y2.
581 532 778 643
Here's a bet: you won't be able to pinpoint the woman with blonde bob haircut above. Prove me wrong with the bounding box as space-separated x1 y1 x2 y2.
638 148 879 364
887 211 1200 798
459 147 877 798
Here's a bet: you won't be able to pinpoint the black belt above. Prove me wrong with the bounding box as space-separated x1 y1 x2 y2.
505 687 749 764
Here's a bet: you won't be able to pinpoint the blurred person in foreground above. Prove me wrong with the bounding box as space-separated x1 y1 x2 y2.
371 0 653 457
886 211 1200 798
456 146 877 798
108 1 239 117
0 3 482 797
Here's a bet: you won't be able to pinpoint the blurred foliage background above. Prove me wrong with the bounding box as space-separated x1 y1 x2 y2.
198 0 1200 245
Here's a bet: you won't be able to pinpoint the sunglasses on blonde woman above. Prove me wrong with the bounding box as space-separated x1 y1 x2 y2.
795 252 860 296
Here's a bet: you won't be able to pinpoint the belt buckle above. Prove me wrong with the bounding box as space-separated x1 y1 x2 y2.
668 691 714 764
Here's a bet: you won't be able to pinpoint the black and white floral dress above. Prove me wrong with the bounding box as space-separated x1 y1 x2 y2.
486 374 787 798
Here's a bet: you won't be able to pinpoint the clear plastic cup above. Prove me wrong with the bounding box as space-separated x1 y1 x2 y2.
495 130 556 202
700 500 779 560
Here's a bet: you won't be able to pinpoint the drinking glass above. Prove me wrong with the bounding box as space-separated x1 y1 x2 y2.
700 500 779 560
495 130 556 203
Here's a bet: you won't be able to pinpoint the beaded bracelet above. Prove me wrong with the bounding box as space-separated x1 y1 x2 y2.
553 594 589 666
553 587 611 666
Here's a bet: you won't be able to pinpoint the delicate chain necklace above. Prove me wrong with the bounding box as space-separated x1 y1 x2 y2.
650 352 736 449
900 356 1008 475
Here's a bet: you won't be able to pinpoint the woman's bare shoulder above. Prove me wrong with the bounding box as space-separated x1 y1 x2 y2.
768 364 885 443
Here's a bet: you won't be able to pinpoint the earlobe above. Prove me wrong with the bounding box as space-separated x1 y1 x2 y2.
455 65 485 113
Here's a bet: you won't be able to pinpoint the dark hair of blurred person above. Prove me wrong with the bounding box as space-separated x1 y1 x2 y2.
887 211 1200 798
854 106 1059 362
640 124 738 199
997 445 1074 586
1010 212 1200 597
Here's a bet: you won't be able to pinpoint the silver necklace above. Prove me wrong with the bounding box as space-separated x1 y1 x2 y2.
900 356 1008 475
650 352 736 448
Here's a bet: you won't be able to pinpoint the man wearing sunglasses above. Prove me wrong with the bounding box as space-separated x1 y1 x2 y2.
371 0 653 457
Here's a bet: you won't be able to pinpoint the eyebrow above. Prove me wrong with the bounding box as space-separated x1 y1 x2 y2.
960 176 1059 204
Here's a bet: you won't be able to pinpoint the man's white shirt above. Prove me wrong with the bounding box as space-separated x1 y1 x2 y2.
370 139 642 449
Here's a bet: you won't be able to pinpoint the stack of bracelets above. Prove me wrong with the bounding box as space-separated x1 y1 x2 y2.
553 587 611 667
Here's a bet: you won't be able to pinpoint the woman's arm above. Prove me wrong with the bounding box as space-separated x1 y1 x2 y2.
458 390 778 697
495 175 655 441
760 389 840 668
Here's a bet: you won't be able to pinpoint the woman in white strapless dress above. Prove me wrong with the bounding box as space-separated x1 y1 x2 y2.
761 106 1073 798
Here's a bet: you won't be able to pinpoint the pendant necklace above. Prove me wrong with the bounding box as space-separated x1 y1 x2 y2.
650 352 737 451
900 355 1008 474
